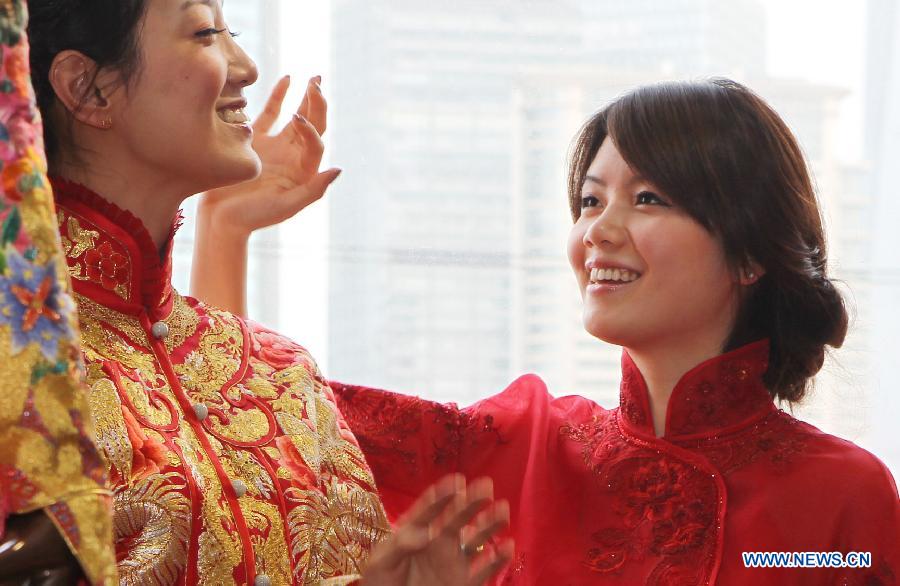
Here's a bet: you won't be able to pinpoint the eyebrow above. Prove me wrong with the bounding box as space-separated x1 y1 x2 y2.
181 0 214 8
583 173 649 188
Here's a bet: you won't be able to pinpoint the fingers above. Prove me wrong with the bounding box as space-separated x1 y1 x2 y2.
290 114 326 175
299 75 327 135
253 75 291 134
402 474 466 530
374 474 465 568
438 477 494 539
468 538 515 586
461 500 510 555
279 168 341 220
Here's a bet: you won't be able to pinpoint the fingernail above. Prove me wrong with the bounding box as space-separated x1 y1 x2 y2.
284 74 291 83
314 75 322 85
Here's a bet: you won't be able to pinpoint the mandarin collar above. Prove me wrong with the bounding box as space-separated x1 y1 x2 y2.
51 176 182 321
618 339 776 440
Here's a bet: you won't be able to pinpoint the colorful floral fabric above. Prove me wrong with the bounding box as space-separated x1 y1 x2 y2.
0 1 116 583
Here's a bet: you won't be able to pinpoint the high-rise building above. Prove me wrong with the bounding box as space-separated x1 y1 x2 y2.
327 0 868 413
576 0 767 78
328 0 584 402
864 0 900 473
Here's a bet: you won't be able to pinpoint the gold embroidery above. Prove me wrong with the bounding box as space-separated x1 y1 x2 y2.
116 369 178 430
246 499 292 585
313 391 377 488
163 293 201 353
113 472 191 586
286 479 389 583
88 374 133 479
64 214 100 258
173 308 243 399
179 433 244 586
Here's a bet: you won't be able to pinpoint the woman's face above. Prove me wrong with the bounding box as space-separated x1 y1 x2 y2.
110 0 260 193
567 137 742 353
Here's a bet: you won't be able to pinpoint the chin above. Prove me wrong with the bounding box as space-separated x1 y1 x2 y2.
582 309 643 348
210 152 262 189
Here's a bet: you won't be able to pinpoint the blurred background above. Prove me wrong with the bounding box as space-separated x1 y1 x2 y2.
172 0 899 475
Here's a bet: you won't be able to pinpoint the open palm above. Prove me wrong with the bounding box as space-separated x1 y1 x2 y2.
362 475 513 586
201 75 339 233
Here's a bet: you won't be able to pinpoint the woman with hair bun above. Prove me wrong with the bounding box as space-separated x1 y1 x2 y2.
204 78 899 584
1 0 514 583
339 78 900 584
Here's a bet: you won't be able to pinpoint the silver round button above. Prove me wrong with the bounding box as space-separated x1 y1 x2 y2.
254 575 271 586
192 403 208 421
231 479 248 498
151 321 170 340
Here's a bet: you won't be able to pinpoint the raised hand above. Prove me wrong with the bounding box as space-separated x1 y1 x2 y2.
191 75 337 315
199 74 339 236
361 474 514 586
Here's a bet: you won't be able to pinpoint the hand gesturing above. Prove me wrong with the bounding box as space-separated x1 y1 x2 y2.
362 475 514 586
201 75 339 236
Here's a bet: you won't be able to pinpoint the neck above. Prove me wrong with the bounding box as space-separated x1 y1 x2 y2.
626 333 729 437
53 142 193 250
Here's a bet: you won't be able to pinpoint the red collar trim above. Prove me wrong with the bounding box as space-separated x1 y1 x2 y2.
51 176 181 319
619 340 775 439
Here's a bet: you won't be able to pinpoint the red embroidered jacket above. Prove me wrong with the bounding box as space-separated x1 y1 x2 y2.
333 341 900 585
52 178 390 585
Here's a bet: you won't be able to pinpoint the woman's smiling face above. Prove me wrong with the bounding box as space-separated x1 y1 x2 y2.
110 0 261 193
567 137 742 353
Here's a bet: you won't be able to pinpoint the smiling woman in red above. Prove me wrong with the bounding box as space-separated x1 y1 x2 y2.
328 80 900 584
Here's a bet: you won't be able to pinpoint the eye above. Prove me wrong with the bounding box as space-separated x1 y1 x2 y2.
195 27 228 38
581 195 601 209
635 191 670 206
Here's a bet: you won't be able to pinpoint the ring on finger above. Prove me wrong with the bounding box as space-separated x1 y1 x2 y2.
460 542 486 556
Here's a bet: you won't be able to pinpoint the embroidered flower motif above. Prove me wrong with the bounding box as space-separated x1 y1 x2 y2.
562 414 718 584
275 435 318 488
83 241 128 291
248 320 307 370
0 144 42 201
0 248 73 360
117 407 168 483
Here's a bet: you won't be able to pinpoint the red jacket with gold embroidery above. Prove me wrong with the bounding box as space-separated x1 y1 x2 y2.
333 341 900 585
52 177 389 586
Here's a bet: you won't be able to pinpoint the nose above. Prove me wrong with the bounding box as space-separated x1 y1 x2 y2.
227 36 259 89
583 204 627 249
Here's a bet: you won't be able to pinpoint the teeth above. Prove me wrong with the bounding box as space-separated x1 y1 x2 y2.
589 267 640 283
218 108 249 124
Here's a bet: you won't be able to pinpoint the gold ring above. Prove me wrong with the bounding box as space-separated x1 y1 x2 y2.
460 542 486 556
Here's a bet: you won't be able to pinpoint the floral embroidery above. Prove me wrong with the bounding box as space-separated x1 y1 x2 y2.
249 319 310 370
0 248 73 359
84 240 128 291
685 410 807 475
332 383 507 477
561 414 719 585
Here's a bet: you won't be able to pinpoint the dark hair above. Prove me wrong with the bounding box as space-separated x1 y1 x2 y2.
568 78 848 403
26 0 148 163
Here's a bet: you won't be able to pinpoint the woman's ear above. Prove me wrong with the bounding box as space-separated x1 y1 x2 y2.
739 259 766 285
49 50 117 130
